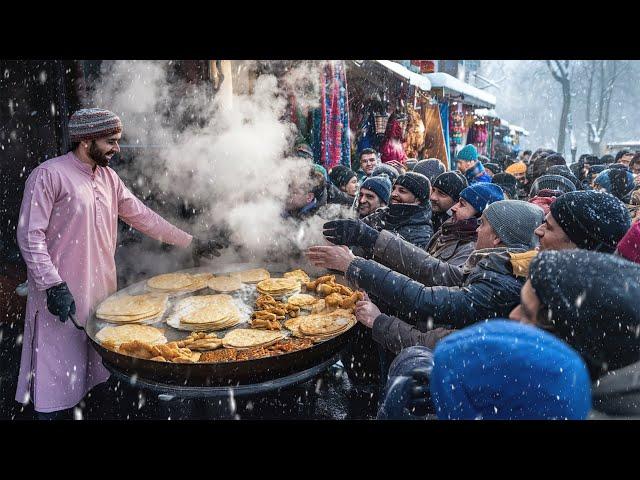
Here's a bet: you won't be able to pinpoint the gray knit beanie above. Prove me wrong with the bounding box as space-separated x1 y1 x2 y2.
484 200 545 249
529 174 576 198
68 108 123 142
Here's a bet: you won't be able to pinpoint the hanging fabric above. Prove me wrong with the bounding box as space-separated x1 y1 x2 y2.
438 101 450 167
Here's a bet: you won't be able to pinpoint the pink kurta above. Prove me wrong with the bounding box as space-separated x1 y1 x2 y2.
16 152 193 412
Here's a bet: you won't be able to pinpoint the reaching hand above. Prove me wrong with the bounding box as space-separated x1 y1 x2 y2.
322 219 379 249
354 298 381 329
46 282 76 324
306 245 355 273
192 237 227 263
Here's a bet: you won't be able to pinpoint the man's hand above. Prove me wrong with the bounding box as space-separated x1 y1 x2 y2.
355 297 381 329
46 282 76 324
323 219 379 248
306 245 355 273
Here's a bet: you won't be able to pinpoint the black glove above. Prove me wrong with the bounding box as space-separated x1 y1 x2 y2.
46 282 76 324
405 366 434 417
323 219 380 249
192 237 227 263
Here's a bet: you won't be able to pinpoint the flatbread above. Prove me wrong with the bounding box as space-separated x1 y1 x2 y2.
147 273 196 290
96 293 167 318
287 293 318 308
283 269 311 284
222 329 284 349
229 268 271 284
96 324 166 348
206 276 243 293
180 303 240 325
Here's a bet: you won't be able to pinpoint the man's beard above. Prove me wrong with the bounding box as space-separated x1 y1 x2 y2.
88 141 112 167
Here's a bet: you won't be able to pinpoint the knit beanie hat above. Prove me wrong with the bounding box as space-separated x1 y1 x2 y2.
529 174 576 198
68 108 122 142
617 221 640 264
550 191 632 252
484 163 502 175
484 200 545 249
456 144 479 162
529 195 556 215
413 159 446 183
491 173 518 199
430 320 591 420
432 171 468 202
529 249 640 378
546 165 580 190
312 163 329 182
505 161 527 175
405 159 419 171
459 183 505 215
371 163 400 183
328 165 356 189
360 175 392 204
394 172 431 203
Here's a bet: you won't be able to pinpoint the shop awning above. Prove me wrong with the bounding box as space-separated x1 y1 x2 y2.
374 60 432 92
426 72 496 109
510 125 530 136
474 108 499 118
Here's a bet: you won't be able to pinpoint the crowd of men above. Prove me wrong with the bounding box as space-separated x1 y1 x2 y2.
297 142 640 419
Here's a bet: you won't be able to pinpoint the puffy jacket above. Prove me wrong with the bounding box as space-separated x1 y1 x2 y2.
362 203 433 250
369 218 477 289
346 247 528 330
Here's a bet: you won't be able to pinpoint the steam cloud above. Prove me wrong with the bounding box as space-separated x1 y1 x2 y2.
91 60 347 271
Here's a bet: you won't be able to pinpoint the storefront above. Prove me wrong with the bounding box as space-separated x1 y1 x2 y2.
425 72 497 169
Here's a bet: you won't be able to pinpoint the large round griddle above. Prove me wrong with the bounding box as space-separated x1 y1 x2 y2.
86 263 355 387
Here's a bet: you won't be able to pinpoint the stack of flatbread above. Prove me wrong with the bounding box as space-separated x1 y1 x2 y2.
229 268 270 284
221 328 285 349
285 309 356 343
146 272 213 295
206 276 243 293
96 324 167 350
166 294 242 332
256 277 301 299
96 293 168 324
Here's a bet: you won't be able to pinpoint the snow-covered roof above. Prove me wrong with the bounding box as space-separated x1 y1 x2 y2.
606 140 640 148
426 72 496 108
474 108 499 118
375 60 432 92
510 125 530 136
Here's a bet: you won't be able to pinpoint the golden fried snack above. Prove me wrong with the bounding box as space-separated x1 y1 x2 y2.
252 310 278 321
199 348 238 363
117 340 159 360
304 275 335 291
251 318 282 331
325 292 344 308
339 291 364 310
150 356 167 362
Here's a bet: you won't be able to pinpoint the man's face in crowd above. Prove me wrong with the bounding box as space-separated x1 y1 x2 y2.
631 162 640 175
475 214 502 250
509 280 542 326
513 171 526 182
357 187 383 218
450 197 477 222
534 213 576 251
286 182 313 212
430 187 455 214
457 159 475 174
619 153 634 167
87 132 121 167
342 177 358 196
390 184 420 205
360 153 377 175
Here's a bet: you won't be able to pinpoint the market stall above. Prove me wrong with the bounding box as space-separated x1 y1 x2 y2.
426 72 497 168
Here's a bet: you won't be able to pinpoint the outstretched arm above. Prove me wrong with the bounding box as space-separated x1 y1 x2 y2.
117 178 192 248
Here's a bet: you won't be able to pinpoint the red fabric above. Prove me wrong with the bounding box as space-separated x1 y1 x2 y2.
529 195 556 216
617 221 640 264
380 117 407 165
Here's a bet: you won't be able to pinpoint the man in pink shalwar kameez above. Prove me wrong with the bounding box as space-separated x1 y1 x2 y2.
15 108 222 418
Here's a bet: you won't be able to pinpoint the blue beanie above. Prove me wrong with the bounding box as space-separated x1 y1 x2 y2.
360 175 392 204
456 144 479 162
594 168 635 199
430 320 592 420
459 183 504 214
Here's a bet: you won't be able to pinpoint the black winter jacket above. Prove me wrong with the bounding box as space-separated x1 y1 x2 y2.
346 247 527 330
362 203 433 249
